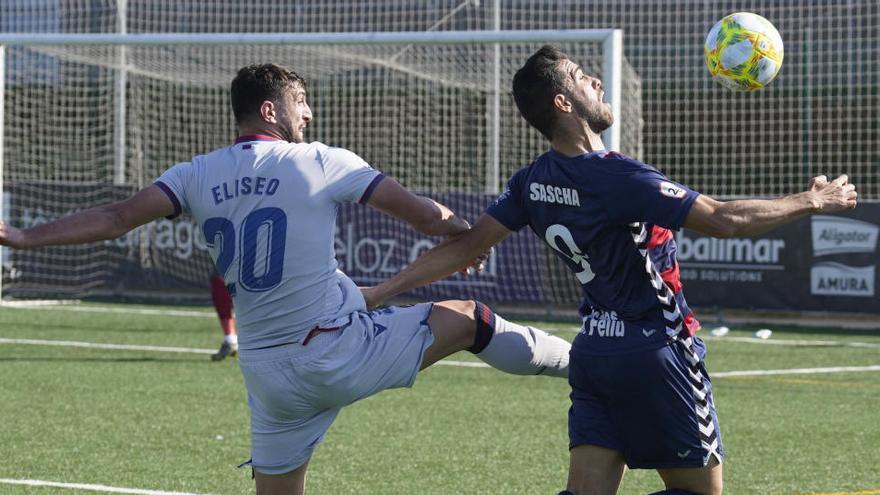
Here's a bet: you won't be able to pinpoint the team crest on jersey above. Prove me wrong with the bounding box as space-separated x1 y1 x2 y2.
659 181 687 199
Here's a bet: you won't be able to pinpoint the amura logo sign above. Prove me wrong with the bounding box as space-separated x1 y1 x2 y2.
811 216 878 256
810 262 875 297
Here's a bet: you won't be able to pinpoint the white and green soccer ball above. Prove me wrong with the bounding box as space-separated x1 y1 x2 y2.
705 12 784 91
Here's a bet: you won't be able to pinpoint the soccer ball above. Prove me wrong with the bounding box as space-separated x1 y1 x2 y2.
704 12 784 91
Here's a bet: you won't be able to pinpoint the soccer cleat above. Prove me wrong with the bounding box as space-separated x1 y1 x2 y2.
211 340 238 361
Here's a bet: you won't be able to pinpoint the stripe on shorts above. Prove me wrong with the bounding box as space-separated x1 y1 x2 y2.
679 336 721 462
630 223 719 463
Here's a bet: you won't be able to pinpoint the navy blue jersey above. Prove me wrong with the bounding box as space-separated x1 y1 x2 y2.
487 149 700 355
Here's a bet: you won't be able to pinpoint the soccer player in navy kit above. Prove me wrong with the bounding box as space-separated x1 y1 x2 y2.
363 45 858 495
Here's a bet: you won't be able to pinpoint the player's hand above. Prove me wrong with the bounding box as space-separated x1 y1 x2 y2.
435 231 490 276
809 174 858 212
460 248 492 276
808 174 828 190
0 221 27 248
360 286 384 310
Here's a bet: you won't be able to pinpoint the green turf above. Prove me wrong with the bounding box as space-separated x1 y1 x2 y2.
1 304 878 494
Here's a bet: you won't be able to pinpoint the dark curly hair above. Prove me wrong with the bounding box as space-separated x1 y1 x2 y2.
230 64 307 125
512 45 571 140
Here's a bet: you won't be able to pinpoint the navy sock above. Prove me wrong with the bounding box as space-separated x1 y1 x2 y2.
468 301 495 353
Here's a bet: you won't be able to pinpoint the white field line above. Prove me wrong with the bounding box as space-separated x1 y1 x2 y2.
1 301 215 318
551 328 880 349
1 337 879 377
804 489 880 495
0 299 82 307
701 335 880 349
438 360 489 368
0 338 214 354
552 328 880 349
712 365 880 378
0 478 213 495
0 337 470 363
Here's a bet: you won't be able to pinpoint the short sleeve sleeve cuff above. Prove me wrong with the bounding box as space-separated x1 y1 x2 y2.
485 181 528 232
667 189 700 230
319 146 384 204
485 204 520 232
358 173 386 204
154 180 183 219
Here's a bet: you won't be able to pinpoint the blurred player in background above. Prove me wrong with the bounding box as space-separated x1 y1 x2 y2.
210 273 238 360
0 63 570 495
362 45 858 495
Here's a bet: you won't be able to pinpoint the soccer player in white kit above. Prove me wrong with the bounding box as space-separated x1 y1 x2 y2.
0 63 571 495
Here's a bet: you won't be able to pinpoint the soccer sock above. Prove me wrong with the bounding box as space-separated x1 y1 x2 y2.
469 302 569 378
210 275 237 340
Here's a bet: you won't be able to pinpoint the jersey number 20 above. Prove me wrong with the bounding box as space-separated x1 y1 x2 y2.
545 224 595 284
203 207 287 292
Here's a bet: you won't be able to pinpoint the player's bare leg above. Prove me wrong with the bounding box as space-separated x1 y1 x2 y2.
565 444 627 495
420 300 569 376
210 274 238 361
419 300 478 368
657 457 723 495
254 459 309 495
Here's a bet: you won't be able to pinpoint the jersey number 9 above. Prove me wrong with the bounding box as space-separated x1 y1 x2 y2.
545 224 595 284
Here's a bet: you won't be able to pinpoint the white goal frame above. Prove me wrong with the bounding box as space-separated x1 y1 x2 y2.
0 29 624 300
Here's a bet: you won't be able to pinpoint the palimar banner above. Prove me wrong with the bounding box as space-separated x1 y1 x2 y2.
677 203 879 313
3 181 878 315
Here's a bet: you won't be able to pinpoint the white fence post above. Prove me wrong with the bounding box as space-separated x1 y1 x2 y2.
113 0 128 185
603 29 623 152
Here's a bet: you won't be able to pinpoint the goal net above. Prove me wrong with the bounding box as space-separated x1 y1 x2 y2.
0 31 641 306
4 0 874 314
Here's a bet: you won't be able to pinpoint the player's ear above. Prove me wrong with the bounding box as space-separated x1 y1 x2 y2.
553 93 572 113
259 100 277 124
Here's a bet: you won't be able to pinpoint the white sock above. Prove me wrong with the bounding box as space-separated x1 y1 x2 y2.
224 334 238 345
474 310 569 378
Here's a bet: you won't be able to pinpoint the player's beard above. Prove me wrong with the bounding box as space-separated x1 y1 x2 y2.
274 106 304 143
571 94 613 134
276 118 299 143
277 123 304 143
288 127 304 143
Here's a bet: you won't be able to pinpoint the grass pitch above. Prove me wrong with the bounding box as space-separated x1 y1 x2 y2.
0 302 878 494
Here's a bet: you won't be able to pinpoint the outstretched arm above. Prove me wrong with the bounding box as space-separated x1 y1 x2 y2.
0 185 176 248
365 177 471 236
362 213 512 308
684 174 857 238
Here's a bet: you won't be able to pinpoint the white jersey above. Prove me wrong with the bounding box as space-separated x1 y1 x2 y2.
156 135 384 350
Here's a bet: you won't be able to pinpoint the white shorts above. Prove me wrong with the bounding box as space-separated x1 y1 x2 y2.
237 303 435 475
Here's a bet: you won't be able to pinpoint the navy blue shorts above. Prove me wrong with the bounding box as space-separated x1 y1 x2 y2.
568 335 723 469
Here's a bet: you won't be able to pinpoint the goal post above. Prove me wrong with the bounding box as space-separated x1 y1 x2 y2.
0 29 622 47
0 44 5 302
0 29 635 303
